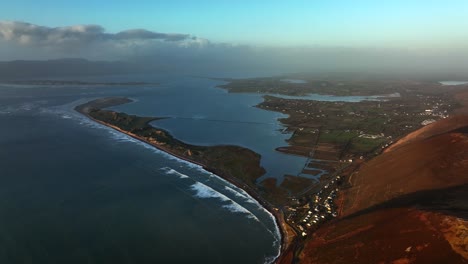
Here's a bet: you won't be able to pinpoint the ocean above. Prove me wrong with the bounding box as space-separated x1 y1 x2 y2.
0 73 380 263
0 74 285 264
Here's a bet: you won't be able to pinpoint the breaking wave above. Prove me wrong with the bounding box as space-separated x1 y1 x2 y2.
160 167 190 179
43 98 282 263
190 182 259 221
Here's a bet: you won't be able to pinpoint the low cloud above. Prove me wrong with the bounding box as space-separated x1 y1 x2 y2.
113 29 190 42
0 21 191 47
0 21 467 77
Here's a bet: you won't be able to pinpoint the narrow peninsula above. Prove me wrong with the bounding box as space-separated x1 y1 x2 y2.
75 97 266 188
74 97 290 261
75 76 468 264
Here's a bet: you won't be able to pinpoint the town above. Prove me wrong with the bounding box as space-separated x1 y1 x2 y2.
220 77 463 238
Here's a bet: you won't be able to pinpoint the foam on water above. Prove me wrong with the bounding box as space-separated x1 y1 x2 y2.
222 203 259 221
223 186 249 200
173 161 282 261
159 166 281 262
40 98 146 144
160 167 190 179
223 186 257 205
41 98 282 263
190 182 259 221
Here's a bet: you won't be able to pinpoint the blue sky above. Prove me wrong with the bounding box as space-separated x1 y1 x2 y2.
1 0 468 48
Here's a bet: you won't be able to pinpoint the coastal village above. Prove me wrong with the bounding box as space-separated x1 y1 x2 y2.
3 1 468 262
264 93 454 238
285 175 341 237
238 78 461 240
76 77 468 263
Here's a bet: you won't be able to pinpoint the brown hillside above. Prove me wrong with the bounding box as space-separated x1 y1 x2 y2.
385 115 468 153
343 117 468 216
300 208 467 264
299 116 468 263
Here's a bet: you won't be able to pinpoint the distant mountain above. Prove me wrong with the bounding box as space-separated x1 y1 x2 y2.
0 58 150 81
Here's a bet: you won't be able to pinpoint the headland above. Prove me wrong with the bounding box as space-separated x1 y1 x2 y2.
75 75 468 263
75 97 289 262
218 76 468 263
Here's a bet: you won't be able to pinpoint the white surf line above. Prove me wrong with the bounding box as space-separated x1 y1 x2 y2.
153 150 282 261
66 98 283 263
160 167 190 179
160 167 260 221
189 181 259 221
185 161 282 263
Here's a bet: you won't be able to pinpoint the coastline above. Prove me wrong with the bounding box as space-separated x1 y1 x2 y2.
301 113 468 263
74 97 290 264
69 77 468 263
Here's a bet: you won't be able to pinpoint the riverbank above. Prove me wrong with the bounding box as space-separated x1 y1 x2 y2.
74 97 292 264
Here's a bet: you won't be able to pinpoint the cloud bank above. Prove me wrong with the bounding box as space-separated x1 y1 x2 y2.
0 21 191 47
0 20 205 61
1 20 468 77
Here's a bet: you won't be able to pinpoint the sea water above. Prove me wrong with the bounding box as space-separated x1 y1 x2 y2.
0 73 381 263
0 80 280 264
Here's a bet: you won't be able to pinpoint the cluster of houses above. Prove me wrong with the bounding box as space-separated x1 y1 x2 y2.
419 105 450 126
359 132 384 139
285 176 342 238
421 108 449 118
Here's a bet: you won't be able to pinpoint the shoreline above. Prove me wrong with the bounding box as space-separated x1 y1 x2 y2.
74 98 290 264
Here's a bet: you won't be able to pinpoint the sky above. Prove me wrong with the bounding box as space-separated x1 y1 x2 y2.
0 1 468 75
2 0 468 48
